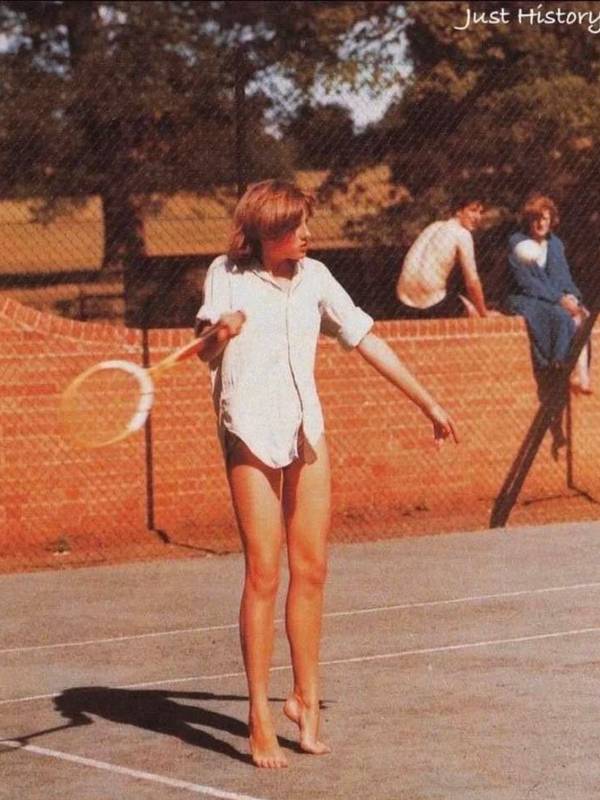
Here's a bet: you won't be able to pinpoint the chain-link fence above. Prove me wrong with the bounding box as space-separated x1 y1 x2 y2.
2 1 600 572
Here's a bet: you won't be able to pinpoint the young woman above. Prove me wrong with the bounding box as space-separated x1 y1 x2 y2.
196 180 457 769
507 194 591 455
507 194 591 393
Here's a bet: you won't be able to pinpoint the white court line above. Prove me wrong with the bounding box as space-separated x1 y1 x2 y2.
318 625 600 668
0 621 239 655
0 740 267 800
4 579 600 656
3 624 600 707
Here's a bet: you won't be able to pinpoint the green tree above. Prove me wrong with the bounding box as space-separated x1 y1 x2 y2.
282 102 358 169
359 1 600 301
0 1 293 322
0 1 401 323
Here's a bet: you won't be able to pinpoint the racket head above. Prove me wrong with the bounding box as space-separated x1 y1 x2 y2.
60 359 154 449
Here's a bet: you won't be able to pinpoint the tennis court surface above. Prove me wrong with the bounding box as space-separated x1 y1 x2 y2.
3 520 600 799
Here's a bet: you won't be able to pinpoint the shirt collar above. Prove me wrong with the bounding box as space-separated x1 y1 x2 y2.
251 258 306 291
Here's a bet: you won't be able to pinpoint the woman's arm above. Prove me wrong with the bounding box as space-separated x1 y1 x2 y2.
507 233 568 304
552 236 582 300
356 332 458 444
508 253 563 303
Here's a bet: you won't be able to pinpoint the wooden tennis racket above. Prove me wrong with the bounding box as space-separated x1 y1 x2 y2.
60 317 238 449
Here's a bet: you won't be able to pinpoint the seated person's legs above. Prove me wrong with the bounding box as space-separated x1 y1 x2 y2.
547 304 576 365
396 292 465 320
507 296 554 373
570 310 592 393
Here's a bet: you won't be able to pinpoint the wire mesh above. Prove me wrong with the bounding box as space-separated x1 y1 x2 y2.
1 1 600 572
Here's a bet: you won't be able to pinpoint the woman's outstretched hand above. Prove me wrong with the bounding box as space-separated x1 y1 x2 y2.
427 403 459 447
355 334 459 447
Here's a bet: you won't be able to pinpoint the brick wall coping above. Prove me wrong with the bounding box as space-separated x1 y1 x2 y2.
0 295 529 348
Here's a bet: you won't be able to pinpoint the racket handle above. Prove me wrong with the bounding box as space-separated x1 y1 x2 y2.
148 326 219 376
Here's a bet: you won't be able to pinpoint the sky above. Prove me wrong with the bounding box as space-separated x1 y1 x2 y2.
256 32 408 135
312 81 403 131
1 4 408 133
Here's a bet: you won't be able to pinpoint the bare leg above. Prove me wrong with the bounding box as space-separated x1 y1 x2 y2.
227 441 288 769
282 436 331 755
458 294 478 318
571 344 592 393
570 312 592 394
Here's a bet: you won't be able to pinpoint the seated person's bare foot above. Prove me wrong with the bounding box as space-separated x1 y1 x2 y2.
550 430 568 461
283 694 331 755
249 712 288 769
570 378 593 395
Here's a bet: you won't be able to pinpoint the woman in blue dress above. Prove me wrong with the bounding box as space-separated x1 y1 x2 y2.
507 194 591 453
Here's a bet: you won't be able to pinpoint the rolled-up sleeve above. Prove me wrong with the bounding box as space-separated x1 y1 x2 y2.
196 256 232 325
318 264 373 349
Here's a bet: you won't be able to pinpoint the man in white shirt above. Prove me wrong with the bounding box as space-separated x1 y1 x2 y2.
395 197 492 318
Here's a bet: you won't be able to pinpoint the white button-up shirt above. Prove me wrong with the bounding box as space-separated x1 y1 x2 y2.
196 255 374 468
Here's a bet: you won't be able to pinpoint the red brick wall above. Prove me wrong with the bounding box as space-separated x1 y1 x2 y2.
1 297 598 570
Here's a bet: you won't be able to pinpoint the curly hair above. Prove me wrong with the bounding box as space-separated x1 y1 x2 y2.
521 193 560 231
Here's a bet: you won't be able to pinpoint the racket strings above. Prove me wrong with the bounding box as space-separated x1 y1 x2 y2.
61 366 145 448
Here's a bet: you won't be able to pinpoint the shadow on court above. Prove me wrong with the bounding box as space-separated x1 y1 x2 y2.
9 687 302 765
5 524 600 798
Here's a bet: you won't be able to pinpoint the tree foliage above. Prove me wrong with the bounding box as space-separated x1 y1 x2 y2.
370 7 599 233
351 1 600 304
0 0 400 310
282 102 358 170
0 1 288 275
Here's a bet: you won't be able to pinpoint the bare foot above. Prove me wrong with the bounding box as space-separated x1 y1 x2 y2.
570 380 593 395
249 714 288 769
284 694 331 755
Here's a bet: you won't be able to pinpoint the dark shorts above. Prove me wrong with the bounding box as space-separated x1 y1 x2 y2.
222 427 309 468
395 293 465 320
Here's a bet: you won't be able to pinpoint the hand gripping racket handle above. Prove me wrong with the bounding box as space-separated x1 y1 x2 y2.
147 313 245 380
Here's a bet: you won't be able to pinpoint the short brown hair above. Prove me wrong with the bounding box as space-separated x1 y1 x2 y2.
450 194 484 214
521 193 560 230
228 180 314 266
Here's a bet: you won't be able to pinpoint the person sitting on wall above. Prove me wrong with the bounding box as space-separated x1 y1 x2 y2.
395 195 495 319
506 193 592 456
